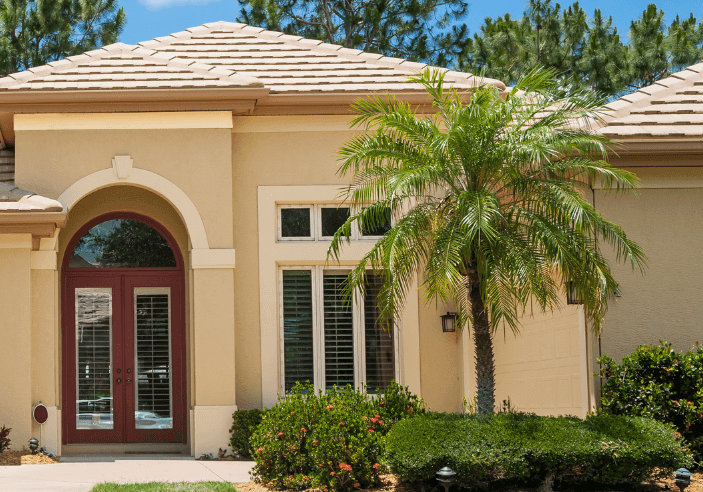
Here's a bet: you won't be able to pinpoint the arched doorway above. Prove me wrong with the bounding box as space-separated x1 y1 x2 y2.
61 212 187 444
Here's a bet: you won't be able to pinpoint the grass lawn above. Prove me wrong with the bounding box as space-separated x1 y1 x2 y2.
90 483 238 492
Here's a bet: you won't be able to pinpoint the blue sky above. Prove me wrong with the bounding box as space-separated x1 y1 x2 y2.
118 0 703 46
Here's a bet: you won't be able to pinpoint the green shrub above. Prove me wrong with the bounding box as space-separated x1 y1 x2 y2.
0 425 10 452
250 381 423 491
229 409 263 458
598 341 703 458
385 412 693 487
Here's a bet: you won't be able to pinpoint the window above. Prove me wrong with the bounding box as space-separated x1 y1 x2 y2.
360 208 392 238
277 204 391 242
70 219 177 268
279 206 313 240
280 267 397 394
320 207 350 238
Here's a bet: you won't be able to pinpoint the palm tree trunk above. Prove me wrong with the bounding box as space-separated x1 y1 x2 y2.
467 270 495 415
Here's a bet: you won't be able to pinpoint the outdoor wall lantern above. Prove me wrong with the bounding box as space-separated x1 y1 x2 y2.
565 282 584 305
675 468 691 492
441 312 457 333
28 437 39 454
436 466 457 492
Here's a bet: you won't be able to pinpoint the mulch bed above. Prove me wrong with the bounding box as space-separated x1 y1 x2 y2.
235 472 703 492
0 450 59 466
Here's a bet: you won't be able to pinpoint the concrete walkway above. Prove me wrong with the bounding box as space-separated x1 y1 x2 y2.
0 456 255 492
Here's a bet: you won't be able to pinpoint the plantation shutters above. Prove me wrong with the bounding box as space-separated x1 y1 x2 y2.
364 274 395 394
281 268 398 394
282 270 315 392
323 273 355 389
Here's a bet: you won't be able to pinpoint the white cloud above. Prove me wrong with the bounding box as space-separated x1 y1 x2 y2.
138 0 220 11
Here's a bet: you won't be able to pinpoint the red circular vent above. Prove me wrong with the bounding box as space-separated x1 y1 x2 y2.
33 404 49 425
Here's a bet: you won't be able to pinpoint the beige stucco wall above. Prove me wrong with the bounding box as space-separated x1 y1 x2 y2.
15 126 233 249
492 303 585 416
418 292 464 413
596 168 703 363
0 235 32 448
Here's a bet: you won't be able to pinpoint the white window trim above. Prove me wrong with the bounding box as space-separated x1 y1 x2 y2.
277 204 315 241
278 265 400 395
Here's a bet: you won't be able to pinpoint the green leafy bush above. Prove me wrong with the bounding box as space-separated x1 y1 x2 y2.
229 409 263 458
250 381 424 491
385 412 693 487
0 425 10 452
598 341 703 458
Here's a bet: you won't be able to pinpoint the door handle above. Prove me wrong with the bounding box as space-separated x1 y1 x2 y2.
116 378 122 383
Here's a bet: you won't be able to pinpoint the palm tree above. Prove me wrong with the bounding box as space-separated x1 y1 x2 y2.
328 68 646 415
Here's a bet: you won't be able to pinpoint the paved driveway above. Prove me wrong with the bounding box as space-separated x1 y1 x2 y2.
0 457 255 492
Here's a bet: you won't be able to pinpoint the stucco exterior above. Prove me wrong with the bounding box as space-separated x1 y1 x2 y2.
595 167 703 363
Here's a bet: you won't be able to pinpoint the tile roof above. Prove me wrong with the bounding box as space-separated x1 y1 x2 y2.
0 43 263 91
0 178 63 211
599 63 703 138
0 149 13 184
0 22 505 95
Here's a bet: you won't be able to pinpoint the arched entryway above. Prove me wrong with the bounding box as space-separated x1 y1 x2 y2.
61 212 187 444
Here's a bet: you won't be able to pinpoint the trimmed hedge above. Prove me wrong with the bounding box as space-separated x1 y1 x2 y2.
229 409 263 458
599 341 703 458
386 412 693 487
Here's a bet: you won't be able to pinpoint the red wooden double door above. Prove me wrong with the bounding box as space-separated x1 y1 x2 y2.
62 214 187 444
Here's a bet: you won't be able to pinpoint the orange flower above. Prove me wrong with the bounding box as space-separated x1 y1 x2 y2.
354 483 361 488
372 463 380 469
330 472 335 476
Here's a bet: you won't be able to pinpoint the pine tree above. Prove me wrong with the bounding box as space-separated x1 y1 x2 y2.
627 7 703 91
0 0 126 76
236 0 469 65
458 1 703 98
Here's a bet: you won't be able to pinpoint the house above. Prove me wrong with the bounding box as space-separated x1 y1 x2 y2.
0 20 697 458
0 21 511 457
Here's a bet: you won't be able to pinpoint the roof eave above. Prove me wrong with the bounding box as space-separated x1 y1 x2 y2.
0 87 271 113
253 90 476 115
605 138 703 166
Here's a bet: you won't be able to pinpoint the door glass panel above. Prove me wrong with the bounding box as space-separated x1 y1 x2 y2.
134 288 173 429
70 219 177 268
75 288 113 430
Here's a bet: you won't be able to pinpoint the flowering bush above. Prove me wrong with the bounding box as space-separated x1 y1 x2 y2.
598 341 703 459
250 381 424 491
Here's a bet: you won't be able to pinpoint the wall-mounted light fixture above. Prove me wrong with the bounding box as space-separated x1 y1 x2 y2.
441 312 457 333
566 282 584 305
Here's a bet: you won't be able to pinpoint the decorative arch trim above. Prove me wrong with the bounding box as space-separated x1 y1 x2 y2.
58 168 209 249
